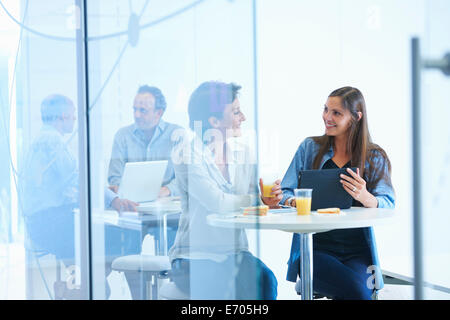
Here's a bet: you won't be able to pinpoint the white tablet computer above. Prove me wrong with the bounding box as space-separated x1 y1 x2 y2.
118 160 168 203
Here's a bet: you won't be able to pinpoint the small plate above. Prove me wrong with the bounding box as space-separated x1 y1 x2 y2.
311 211 346 216
269 207 296 214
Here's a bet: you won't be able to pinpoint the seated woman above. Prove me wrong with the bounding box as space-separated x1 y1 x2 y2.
168 81 278 300
280 86 395 299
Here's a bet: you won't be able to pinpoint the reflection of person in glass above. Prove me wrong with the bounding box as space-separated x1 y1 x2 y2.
21 94 131 299
168 81 278 300
22 95 79 269
280 87 395 299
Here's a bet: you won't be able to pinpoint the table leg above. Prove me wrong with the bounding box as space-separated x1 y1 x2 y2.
155 214 168 256
299 233 313 300
163 214 168 256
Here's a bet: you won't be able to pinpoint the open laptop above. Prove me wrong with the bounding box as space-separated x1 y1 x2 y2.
118 160 168 203
297 167 357 211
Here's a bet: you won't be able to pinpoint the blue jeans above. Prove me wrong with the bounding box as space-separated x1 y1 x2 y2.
309 250 374 300
171 251 278 300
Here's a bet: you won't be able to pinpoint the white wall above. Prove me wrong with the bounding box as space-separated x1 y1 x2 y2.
12 0 450 299
88 0 450 299
255 0 428 299
87 0 258 209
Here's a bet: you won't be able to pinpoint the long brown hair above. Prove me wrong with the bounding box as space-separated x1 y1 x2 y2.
311 86 392 190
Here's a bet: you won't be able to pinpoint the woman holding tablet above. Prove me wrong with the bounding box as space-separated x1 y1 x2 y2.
280 86 395 299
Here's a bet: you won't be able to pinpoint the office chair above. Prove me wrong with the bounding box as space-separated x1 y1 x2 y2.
295 278 379 300
294 278 331 300
25 238 63 300
159 280 189 300
111 254 171 300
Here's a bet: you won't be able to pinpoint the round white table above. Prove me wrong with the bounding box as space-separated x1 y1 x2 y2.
207 207 395 300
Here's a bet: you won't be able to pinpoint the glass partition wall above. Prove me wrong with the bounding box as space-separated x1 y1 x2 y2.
86 0 262 300
419 0 450 299
3 0 449 301
0 0 84 299
1 0 263 300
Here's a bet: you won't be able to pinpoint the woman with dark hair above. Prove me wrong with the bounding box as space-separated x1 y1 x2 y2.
280 86 395 299
168 81 278 300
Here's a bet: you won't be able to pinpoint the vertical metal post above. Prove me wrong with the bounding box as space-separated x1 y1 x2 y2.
411 37 423 300
252 1 259 191
411 37 450 300
252 0 263 299
156 213 168 256
299 233 313 300
75 0 92 300
163 214 168 255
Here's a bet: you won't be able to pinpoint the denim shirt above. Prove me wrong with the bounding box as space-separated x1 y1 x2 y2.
108 120 183 196
281 137 395 289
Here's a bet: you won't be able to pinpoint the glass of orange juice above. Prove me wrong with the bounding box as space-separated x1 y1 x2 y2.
294 188 313 215
261 174 278 198
262 182 275 198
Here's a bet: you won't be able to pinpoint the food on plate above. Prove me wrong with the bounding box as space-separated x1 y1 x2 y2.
242 205 269 216
317 207 340 214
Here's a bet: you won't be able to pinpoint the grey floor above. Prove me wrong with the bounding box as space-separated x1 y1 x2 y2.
309 284 450 300
283 282 450 300
378 284 450 300
377 284 415 299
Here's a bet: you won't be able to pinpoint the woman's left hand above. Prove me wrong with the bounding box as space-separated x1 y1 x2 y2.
340 168 378 208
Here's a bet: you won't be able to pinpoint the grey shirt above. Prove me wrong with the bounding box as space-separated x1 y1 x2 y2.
108 120 183 196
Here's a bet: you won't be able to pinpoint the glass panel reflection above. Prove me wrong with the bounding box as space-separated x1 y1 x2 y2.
87 0 273 300
21 95 81 299
168 81 277 299
421 0 450 299
0 0 85 299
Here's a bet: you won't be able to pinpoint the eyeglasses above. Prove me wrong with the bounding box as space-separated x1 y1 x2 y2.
133 106 150 115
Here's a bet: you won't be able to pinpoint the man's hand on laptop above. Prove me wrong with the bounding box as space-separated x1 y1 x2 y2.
158 186 171 198
111 197 139 213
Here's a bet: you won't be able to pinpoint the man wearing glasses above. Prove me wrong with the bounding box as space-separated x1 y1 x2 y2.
106 85 182 299
108 85 182 205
